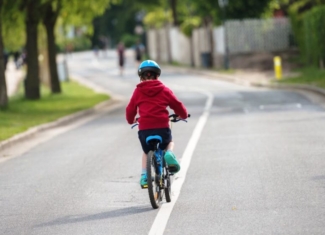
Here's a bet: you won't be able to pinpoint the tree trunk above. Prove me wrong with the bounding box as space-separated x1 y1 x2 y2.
170 0 178 26
0 1 8 108
44 21 61 93
43 4 61 93
25 2 40 100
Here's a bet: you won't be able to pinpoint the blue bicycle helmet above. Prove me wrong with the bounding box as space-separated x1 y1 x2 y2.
138 60 161 77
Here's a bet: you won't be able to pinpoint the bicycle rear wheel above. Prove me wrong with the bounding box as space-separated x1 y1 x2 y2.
164 167 171 203
147 151 161 209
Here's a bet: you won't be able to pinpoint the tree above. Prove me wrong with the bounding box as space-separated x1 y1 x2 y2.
170 0 178 26
34 0 119 97
92 0 161 48
42 1 62 93
225 0 272 19
20 0 43 100
0 0 25 108
42 0 118 94
2 4 25 52
92 1 140 47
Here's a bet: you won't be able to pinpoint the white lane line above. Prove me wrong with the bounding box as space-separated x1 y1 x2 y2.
149 90 213 235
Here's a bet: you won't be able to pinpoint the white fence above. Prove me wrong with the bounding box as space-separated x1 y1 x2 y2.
226 18 291 54
146 17 292 68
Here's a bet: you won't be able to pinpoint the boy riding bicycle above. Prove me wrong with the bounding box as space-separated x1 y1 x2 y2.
126 60 188 188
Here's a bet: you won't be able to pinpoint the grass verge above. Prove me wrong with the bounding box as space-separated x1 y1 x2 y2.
0 81 109 141
279 66 325 89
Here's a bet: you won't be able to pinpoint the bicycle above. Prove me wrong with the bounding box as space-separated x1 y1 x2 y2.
132 114 190 209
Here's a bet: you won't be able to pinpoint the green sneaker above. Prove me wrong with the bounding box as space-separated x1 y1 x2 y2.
140 174 148 189
164 150 180 174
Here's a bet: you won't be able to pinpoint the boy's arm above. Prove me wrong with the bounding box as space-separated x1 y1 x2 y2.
168 89 188 119
126 90 138 124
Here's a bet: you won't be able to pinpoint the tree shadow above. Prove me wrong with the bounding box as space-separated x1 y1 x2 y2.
311 175 325 181
311 175 325 189
35 205 152 228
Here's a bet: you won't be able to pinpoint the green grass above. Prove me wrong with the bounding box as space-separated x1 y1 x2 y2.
0 81 109 141
279 67 325 89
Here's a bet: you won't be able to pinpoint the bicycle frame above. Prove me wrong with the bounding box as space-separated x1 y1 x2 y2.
131 113 190 209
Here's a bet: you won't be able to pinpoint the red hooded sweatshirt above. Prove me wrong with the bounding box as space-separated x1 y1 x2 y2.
126 80 188 130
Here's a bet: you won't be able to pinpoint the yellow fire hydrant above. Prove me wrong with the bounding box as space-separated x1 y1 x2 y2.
274 56 282 80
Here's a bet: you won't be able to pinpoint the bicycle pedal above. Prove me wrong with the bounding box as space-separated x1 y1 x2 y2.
168 166 177 172
141 185 148 189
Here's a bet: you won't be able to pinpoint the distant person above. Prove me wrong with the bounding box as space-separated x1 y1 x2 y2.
13 51 20 69
117 42 125 76
93 45 99 58
99 36 109 58
21 49 27 66
134 40 145 66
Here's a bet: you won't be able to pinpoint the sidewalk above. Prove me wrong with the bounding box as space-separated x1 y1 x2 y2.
165 64 297 85
165 65 325 98
5 61 25 97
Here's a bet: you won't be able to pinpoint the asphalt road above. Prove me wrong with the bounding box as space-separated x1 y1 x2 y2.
1 50 325 235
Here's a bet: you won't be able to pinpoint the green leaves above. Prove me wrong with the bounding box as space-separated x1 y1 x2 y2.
180 17 201 37
303 5 325 67
288 0 325 67
225 0 272 19
1 0 25 51
143 8 172 28
60 0 115 25
141 0 273 29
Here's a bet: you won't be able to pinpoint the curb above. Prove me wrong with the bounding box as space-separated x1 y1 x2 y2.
0 99 122 152
0 74 126 152
260 83 325 97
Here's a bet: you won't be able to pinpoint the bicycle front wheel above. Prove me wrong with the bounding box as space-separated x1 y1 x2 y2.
147 151 161 209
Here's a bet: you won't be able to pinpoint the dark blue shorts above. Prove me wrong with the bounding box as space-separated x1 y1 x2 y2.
138 128 172 154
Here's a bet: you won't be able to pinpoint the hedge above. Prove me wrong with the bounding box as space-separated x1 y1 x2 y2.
303 6 325 67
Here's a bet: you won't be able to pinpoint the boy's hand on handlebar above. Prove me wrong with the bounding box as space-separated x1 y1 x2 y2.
133 117 139 123
169 114 191 122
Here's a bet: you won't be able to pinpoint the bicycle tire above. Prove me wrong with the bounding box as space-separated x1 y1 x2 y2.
147 151 161 209
164 169 171 203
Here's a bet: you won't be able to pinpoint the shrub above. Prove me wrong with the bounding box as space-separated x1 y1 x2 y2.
56 36 92 52
121 34 139 48
289 2 309 62
303 6 325 67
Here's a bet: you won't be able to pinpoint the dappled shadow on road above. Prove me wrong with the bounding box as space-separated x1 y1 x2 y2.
312 175 325 180
311 175 325 189
35 206 151 227
210 90 325 116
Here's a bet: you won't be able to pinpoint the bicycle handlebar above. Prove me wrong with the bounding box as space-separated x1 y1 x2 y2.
131 114 190 129
168 114 191 123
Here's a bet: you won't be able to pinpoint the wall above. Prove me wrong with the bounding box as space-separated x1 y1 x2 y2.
147 18 292 68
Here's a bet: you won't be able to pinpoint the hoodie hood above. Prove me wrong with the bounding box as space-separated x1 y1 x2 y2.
137 80 165 97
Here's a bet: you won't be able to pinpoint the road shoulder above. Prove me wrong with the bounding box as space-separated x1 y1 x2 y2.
0 74 127 158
